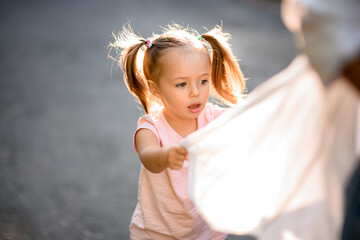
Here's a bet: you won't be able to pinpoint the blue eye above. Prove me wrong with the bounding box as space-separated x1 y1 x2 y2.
200 80 209 85
176 83 186 88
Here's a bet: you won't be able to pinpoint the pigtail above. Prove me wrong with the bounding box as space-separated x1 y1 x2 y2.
123 41 153 113
202 26 246 104
109 27 152 114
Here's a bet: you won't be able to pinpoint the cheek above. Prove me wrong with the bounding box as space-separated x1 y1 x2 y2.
202 85 211 97
159 88 183 104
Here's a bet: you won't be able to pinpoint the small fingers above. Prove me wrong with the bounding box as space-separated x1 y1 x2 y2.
175 146 188 157
166 146 187 170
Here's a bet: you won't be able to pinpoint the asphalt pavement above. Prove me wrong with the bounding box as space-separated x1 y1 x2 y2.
0 0 297 239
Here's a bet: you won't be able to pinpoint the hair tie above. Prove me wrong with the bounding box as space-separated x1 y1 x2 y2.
197 35 205 42
145 38 153 48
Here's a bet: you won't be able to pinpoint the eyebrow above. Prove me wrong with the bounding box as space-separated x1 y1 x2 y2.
171 73 210 82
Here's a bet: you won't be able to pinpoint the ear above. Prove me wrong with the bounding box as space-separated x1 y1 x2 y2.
148 80 160 98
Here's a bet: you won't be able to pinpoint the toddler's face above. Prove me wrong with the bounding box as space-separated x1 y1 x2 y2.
153 47 211 122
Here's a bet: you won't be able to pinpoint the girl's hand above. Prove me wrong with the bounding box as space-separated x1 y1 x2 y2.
164 146 188 170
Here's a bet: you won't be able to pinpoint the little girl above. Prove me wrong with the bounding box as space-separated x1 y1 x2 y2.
109 24 246 239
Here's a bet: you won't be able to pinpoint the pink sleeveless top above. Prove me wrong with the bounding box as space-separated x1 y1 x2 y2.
130 103 227 240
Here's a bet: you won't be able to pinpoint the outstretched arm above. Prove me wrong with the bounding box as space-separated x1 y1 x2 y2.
135 128 188 173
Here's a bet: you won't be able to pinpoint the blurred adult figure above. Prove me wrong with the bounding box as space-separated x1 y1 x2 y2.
182 0 360 239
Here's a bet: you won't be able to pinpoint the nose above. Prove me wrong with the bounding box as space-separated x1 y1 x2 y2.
189 83 200 97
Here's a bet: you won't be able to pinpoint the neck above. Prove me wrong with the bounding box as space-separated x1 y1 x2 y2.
163 113 198 138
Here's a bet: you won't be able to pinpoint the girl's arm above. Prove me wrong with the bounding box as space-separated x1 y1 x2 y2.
135 128 188 173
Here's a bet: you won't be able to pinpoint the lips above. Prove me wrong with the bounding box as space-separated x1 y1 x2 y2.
188 103 201 113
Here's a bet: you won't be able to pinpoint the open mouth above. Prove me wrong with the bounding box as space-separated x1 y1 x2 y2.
188 103 201 113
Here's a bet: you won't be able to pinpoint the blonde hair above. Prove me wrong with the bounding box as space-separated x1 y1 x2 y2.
109 24 246 114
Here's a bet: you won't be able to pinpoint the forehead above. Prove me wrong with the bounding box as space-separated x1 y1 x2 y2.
157 46 210 81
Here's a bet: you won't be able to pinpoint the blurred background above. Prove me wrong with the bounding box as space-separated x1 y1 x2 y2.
0 0 297 239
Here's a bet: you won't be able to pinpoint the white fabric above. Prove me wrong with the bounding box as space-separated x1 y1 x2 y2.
181 55 359 239
282 0 360 85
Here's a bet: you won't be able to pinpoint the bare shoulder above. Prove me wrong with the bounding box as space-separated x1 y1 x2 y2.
135 128 160 153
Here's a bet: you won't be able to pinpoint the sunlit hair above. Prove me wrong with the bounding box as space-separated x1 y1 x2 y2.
109 23 246 114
